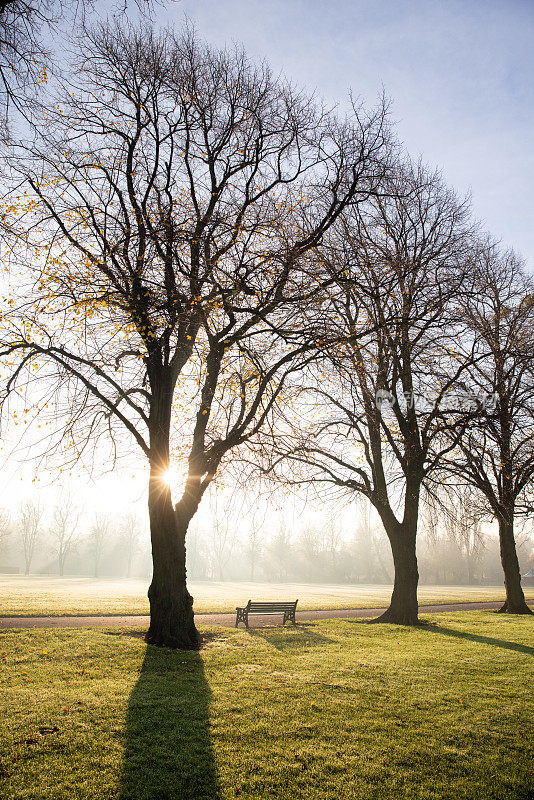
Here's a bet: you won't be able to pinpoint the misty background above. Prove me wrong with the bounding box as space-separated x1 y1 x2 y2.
1 490 532 584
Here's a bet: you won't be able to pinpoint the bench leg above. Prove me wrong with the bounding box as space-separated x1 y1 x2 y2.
244 613 249 629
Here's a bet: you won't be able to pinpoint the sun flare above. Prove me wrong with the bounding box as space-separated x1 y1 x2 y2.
161 469 173 486
160 466 186 489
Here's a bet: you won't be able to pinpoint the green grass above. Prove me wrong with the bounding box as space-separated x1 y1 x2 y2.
1 576 531 616
0 612 532 799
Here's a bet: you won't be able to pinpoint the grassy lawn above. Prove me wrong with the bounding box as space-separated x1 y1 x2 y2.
0 612 532 799
1 576 532 616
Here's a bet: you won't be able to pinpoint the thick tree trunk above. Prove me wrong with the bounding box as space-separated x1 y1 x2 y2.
497 514 532 614
146 476 200 649
370 478 420 625
145 373 203 648
371 521 419 624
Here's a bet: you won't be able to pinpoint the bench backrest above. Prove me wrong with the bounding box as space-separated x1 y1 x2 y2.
246 600 297 612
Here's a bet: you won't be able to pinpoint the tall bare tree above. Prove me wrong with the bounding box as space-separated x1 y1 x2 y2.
262 162 477 624
445 245 534 613
0 24 392 647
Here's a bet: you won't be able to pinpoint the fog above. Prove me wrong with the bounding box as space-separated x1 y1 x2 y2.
1 487 531 586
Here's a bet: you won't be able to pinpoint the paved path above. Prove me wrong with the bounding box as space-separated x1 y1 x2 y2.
0 600 531 629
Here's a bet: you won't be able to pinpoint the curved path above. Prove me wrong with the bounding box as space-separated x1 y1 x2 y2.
0 600 531 629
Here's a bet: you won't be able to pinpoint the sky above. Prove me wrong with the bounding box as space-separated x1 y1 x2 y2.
167 0 534 267
2 0 533 519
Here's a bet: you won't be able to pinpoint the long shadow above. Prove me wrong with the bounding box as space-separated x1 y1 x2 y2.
119 640 220 800
246 623 335 651
422 624 534 656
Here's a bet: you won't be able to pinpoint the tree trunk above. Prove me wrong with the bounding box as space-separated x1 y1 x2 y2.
497 514 532 614
146 477 200 649
371 521 419 624
145 374 203 649
370 482 420 625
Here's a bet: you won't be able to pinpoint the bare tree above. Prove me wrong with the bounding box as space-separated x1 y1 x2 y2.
243 505 266 581
0 24 392 647
17 497 43 574
445 245 534 613
261 162 477 624
50 494 79 576
120 511 143 578
88 513 111 578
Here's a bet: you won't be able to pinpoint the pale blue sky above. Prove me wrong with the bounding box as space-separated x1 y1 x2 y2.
162 0 534 267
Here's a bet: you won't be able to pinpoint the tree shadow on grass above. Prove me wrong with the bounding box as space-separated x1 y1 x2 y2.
246 623 335 651
421 624 534 656
118 640 220 800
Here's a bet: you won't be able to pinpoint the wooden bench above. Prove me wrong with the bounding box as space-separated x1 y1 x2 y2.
235 600 298 628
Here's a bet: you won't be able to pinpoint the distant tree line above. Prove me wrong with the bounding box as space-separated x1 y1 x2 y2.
187 501 533 587
1 493 531 587
0 498 147 577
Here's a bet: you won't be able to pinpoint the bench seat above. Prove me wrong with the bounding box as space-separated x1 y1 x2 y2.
235 600 298 628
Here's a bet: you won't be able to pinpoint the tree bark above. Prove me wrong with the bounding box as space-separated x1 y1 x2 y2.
369 476 420 625
146 474 200 649
370 520 420 624
497 513 532 614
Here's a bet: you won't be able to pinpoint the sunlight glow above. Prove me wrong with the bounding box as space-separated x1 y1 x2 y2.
161 469 174 486
160 466 187 490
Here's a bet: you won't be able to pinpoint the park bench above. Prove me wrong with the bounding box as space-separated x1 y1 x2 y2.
235 599 298 628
